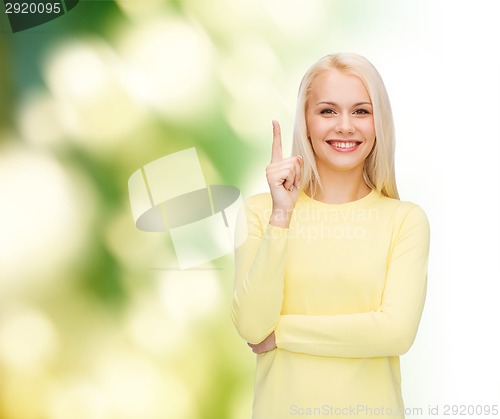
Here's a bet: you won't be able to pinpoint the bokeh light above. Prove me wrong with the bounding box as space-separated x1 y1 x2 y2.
118 17 214 119
0 305 58 372
0 145 94 293
16 90 66 147
42 37 147 148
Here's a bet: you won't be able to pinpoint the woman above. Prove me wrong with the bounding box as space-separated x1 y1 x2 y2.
232 53 430 419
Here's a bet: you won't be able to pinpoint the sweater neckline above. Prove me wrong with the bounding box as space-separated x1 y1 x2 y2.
298 188 380 209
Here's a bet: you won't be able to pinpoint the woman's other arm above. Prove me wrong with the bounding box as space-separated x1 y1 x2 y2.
273 205 430 358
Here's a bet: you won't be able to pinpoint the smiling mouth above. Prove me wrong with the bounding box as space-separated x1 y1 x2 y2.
326 140 362 151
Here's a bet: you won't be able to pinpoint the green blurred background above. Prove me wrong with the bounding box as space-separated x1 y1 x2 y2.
1 1 499 418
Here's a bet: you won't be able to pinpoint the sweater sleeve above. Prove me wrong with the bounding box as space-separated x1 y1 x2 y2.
274 205 430 358
231 195 288 344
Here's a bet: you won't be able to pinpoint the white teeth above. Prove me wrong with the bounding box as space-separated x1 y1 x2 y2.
331 142 358 148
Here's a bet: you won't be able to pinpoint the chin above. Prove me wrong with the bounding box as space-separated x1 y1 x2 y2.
319 158 366 173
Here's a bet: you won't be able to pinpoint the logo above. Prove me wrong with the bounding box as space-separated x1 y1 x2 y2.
128 148 245 270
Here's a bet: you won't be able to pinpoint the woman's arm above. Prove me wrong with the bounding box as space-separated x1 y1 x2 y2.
232 121 302 345
274 205 430 358
231 196 289 344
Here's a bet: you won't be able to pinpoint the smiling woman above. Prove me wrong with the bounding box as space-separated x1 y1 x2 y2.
293 53 398 201
232 53 430 419
306 69 376 196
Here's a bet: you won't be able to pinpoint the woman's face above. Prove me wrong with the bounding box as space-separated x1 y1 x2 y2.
306 69 376 176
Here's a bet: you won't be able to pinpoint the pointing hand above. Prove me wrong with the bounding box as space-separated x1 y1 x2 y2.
265 120 303 227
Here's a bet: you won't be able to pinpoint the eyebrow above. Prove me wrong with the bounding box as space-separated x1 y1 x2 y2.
316 101 372 107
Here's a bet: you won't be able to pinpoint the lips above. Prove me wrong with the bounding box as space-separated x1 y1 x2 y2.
326 140 362 152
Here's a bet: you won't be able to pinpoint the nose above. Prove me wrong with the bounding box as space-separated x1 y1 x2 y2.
335 114 355 135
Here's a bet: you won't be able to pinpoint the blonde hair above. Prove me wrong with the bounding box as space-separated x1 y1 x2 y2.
291 53 399 199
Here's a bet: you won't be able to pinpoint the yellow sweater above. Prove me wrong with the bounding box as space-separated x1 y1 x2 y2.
232 189 430 419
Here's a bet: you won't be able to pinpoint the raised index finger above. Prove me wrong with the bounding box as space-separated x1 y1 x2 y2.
271 120 283 162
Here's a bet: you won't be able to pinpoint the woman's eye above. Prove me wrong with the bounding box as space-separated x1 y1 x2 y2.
353 108 370 115
320 109 336 115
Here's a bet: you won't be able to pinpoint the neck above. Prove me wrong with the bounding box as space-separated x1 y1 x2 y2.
308 166 371 204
